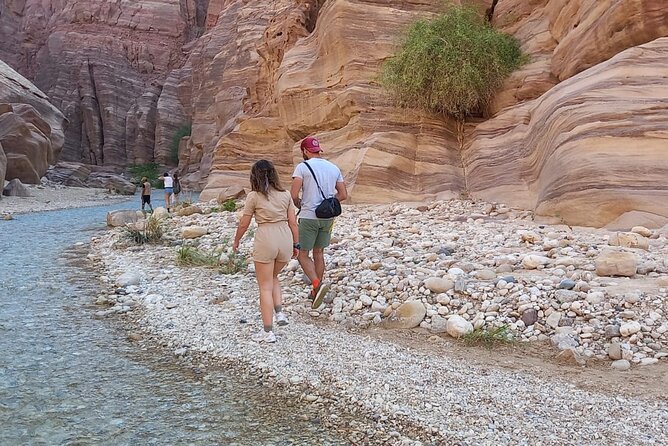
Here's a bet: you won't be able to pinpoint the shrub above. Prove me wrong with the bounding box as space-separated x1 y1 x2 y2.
462 325 514 349
124 215 163 245
176 245 248 274
171 124 192 164
176 246 220 267
380 5 525 120
128 163 161 188
222 199 237 212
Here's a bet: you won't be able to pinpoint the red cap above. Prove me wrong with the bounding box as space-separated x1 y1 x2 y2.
300 136 322 153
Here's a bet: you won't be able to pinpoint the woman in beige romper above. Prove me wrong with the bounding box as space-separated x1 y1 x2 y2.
233 160 299 343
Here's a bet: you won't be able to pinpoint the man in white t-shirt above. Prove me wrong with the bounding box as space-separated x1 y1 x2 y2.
291 136 348 309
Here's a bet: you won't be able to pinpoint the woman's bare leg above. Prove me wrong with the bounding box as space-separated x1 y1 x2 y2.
255 261 275 330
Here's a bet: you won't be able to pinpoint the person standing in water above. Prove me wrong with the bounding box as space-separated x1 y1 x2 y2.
140 177 153 213
233 160 299 343
159 172 173 212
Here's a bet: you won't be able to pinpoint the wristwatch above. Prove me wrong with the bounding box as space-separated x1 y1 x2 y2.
293 243 301 249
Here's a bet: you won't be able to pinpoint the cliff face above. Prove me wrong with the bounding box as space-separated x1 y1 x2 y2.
0 0 209 167
0 59 67 185
1 0 666 227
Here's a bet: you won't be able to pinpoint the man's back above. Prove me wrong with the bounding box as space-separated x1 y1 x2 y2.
293 158 343 220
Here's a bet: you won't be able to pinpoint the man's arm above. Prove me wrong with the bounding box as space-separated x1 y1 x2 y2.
335 180 348 202
291 177 303 208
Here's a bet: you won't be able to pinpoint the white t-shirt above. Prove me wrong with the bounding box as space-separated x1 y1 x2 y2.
292 158 344 220
163 176 173 188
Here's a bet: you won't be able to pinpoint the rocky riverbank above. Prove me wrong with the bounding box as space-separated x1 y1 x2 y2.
0 183 131 216
90 199 668 445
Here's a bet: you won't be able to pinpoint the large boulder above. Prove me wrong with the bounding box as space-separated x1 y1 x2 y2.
608 232 649 250
595 250 637 277
3 178 31 197
107 210 143 227
46 162 136 195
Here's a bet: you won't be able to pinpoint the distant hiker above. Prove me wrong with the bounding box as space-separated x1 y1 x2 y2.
233 160 300 343
291 136 347 309
140 177 153 212
173 173 181 204
159 172 173 211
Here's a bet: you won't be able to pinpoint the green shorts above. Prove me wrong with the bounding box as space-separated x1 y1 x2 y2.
299 218 334 250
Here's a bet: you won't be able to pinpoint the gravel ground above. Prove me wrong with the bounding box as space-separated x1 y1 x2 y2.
0 184 129 215
89 199 668 445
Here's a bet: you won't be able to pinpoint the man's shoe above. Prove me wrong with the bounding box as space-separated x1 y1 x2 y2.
251 329 277 343
275 312 289 326
311 282 330 309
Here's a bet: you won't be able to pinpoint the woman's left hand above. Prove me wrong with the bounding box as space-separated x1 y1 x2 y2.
232 240 239 252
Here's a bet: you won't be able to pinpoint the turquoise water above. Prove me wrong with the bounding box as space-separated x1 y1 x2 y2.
0 197 344 445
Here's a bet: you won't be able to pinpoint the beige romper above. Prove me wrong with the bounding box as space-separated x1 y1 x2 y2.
242 189 295 263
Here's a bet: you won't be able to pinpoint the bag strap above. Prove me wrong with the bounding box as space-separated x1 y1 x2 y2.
303 161 327 201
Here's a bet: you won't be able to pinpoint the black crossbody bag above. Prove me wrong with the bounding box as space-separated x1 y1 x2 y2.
303 161 342 219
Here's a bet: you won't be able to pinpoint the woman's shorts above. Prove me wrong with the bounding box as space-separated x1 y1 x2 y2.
165 187 174 194
253 222 292 263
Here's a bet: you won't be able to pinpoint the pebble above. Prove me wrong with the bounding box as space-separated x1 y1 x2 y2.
611 359 631 371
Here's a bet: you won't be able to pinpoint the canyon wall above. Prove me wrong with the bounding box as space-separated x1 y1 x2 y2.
0 59 66 185
0 0 211 168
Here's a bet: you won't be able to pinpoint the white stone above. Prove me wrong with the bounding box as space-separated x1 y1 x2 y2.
446 315 473 338
620 321 641 337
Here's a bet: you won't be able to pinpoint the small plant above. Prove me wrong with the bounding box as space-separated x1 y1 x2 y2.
208 206 223 213
222 199 237 212
219 250 248 275
176 246 220 267
128 163 162 188
462 325 514 349
124 215 163 245
380 5 526 120
171 123 192 164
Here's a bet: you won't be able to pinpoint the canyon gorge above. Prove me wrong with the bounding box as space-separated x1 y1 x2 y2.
0 0 666 227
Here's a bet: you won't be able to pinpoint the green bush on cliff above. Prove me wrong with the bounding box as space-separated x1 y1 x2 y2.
380 5 525 119
171 124 192 163
128 162 162 188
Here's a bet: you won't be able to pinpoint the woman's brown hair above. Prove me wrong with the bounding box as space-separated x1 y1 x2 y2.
250 159 284 198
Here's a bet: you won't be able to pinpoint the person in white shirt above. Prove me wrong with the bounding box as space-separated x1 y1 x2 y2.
159 172 174 212
291 136 347 308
